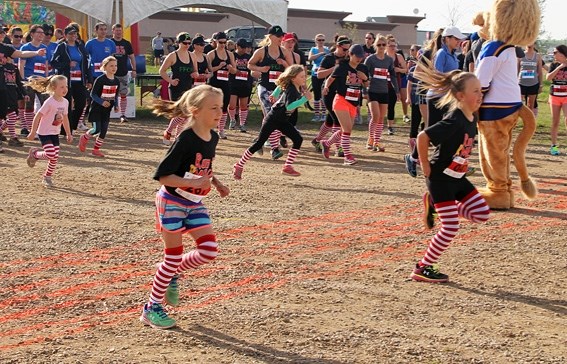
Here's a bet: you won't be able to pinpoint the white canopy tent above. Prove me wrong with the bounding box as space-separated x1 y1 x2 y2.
25 0 288 29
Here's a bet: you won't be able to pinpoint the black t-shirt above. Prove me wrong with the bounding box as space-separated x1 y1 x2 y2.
549 62 567 97
319 52 343 94
112 38 134 77
154 128 219 200
267 85 303 122
426 109 477 180
363 45 375 59
0 43 16 65
90 74 120 112
331 60 368 106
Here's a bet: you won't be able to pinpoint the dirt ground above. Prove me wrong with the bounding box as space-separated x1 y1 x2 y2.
0 115 565 364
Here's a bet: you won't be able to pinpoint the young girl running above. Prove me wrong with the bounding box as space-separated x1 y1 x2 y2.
78 56 120 157
25 75 73 187
141 85 229 329
233 65 311 179
409 68 490 283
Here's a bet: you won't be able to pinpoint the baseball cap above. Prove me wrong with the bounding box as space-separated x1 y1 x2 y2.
336 35 351 46
442 26 465 40
177 32 191 43
192 36 206 46
64 25 77 35
236 38 250 48
268 25 285 37
214 31 227 40
349 44 365 58
282 33 296 43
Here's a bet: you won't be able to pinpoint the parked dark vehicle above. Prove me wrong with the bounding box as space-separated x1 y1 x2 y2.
225 26 267 48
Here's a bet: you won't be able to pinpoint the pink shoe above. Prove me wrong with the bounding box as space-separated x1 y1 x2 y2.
92 149 105 157
282 165 301 177
321 142 330 159
233 164 243 180
78 134 88 152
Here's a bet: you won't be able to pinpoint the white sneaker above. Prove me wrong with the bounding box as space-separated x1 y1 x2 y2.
311 115 319 122
77 123 89 131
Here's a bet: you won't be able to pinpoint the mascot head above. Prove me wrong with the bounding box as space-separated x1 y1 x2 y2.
489 0 540 46
472 11 490 40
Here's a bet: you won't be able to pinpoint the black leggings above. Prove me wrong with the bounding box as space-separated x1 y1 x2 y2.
311 75 324 101
427 97 448 128
409 103 422 138
249 115 303 153
88 109 111 139
66 82 88 131
387 87 397 120
323 92 340 127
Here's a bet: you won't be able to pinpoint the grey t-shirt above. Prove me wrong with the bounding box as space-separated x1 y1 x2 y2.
152 36 164 50
364 54 398 94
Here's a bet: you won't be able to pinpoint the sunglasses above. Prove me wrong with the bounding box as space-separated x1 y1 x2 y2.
45 33 53 36
181 41 191 45
316 39 325 42
376 43 386 47
217 40 227 44
13 34 23 38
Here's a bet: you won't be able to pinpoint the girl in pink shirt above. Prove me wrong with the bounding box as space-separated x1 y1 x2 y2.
25 75 73 187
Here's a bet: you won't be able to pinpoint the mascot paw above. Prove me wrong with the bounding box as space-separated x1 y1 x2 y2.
521 178 538 199
479 187 513 210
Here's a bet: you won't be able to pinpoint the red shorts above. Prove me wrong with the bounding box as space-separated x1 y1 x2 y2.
333 95 357 119
549 95 567 106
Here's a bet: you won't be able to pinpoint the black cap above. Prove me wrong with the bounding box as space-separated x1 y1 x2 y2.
42 24 54 34
236 38 250 48
177 32 191 43
268 25 285 37
192 36 206 46
349 44 365 58
64 25 78 35
214 31 227 40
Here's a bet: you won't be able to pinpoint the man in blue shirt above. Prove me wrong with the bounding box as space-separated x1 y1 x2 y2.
85 22 116 79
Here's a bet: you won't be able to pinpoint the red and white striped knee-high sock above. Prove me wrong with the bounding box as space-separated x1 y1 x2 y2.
18 107 25 128
44 146 60 177
284 148 300 167
120 95 127 116
165 117 185 136
7 112 19 138
313 100 320 118
34 144 59 177
78 105 87 125
331 126 341 147
176 235 218 273
340 132 353 159
24 110 34 130
322 129 342 148
239 108 248 126
218 113 227 133
368 119 377 144
0 119 6 131
93 137 104 151
149 246 183 304
315 123 331 142
374 122 384 144
269 131 281 150
228 108 236 124
458 190 490 223
420 202 459 266
235 149 253 168
320 101 327 116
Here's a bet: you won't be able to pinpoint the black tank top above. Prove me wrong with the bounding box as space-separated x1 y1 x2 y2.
258 46 285 90
170 51 194 92
194 55 208 86
231 52 252 86
210 50 230 83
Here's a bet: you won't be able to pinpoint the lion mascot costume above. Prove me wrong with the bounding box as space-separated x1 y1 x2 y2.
474 0 540 209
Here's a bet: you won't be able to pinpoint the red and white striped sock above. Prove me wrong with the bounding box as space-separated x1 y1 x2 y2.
368 119 377 144
83 132 93 141
228 108 236 123
331 126 341 147
218 113 227 133
0 119 6 131
7 112 18 138
284 148 299 167
93 137 104 151
18 108 25 128
78 105 87 125
458 190 490 223
320 101 327 115
315 123 331 142
44 146 60 177
323 129 341 148
239 109 248 126
34 144 59 177
313 100 320 118
149 246 183 304
165 117 186 136
420 202 459 266
236 149 253 168
24 110 34 130
374 122 384 144
269 131 281 150
340 132 353 159
176 234 218 272
120 95 127 116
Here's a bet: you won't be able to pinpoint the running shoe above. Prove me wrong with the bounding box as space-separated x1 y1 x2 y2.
120 115 128 123
311 114 320 122
228 119 236 130
162 131 171 146
410 263 449 283
465 167 477 177
373 143 386 152
42 176 53 188
404 154 417 178
140 302 176 329
78 134 88 152
219 130 227 140
388 127 395 135
550 145 560 156
92 149 105 157
422 192 436 230
8 137 24 147
233 164 243 180
26 147 38 168
20 128 29 137
336 146 344 157
321 142 330 159
403 115 410 123
343 158 358 165
164 274 179 307
239 125 247 133
311 139 322 153
271 148 283 160
282 165 301 177
77 123 90 131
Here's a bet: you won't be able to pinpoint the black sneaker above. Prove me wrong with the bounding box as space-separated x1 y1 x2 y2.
410 263 449 283
388 127 395 135
120 115 128 123
404 154 417 178
422 192 436 229
311 138 322 153
271 148 283 160
20 128 30 137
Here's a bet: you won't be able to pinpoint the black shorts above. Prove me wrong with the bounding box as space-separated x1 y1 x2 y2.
520 83 539 96
153 49 164 59
368 91 388 104
230 85 252 98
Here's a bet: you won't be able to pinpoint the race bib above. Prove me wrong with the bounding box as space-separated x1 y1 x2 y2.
345 87 361 102
70 70 82 82
94 62 101 73
102 85 118 100
194 74 207 86
34 63 47 75
269 70 281 83
520 70 535 79
552 84 567 96
174 172 211 203
235 70 249 81
216 70 229 81
443 156 468 178
373 68 389 80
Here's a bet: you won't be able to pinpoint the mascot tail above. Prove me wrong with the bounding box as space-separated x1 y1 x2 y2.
513 105 538 199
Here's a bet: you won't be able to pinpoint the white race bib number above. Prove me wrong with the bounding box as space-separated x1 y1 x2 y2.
216 70 229 81
373 68 389 80
443 156 468 178
269 70 281 83
70 70 82 82
345 87 361 102
236 70 249 81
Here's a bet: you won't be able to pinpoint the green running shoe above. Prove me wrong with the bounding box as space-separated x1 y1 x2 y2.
140 302 176 329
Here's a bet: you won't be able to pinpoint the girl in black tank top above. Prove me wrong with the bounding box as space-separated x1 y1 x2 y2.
258 46 286 91
169 52 195 100
209 50 231 86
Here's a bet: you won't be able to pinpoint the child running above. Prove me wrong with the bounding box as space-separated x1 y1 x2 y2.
409 68 490 283
232 64 311 179
78 56 120 157
25 75 73 187
141 85 229 329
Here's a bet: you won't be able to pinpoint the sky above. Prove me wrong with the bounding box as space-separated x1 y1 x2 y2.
287 0 565 40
